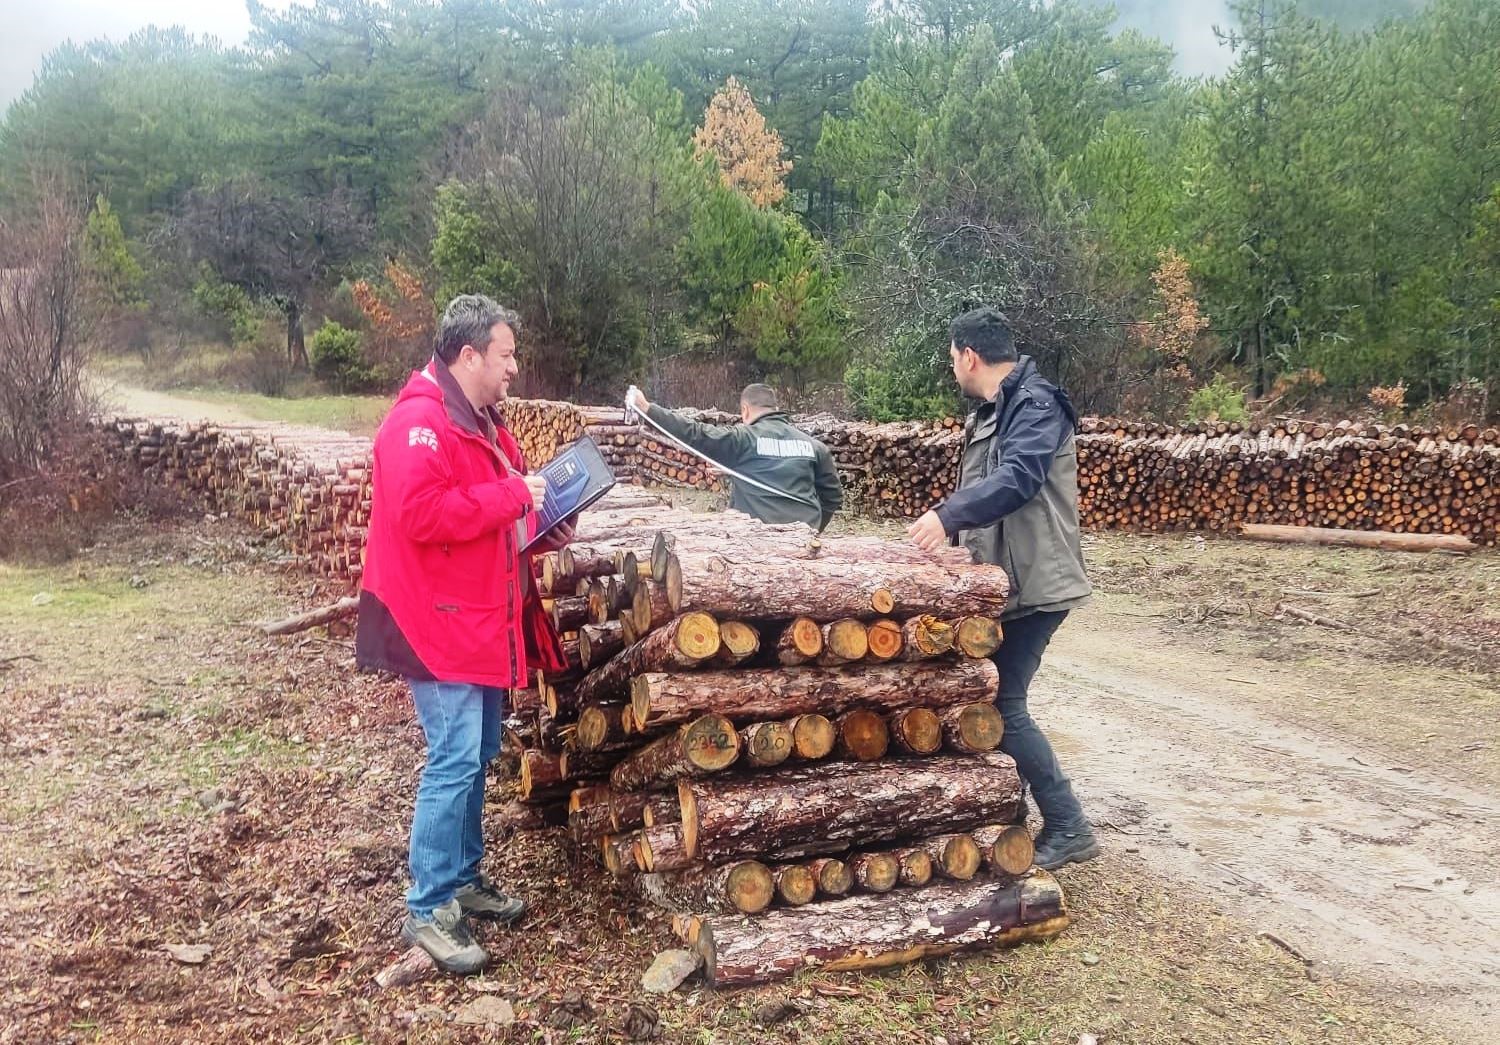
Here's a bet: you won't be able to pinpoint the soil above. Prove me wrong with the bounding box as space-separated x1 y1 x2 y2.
1 455 1496 1042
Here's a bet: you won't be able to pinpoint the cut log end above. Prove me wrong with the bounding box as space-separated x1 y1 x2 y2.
714 620 761 665
870 588 895 614
787 713 836 760
673 611 723 660
889 707 943 755
849 851 900 893
865 619 904 662
777 617 824 665
951 616 1003 659
835 708 890 762
986 825 1035 877
774 864 818 906
808 857 853 897
818 618 869 665
895 848 934 887
726 860 776 914
942 702 1005 754
924 833 982 881
741 720 793 768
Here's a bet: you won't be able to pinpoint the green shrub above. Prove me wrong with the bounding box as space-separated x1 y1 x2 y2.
309 321 371 392
1184 374 1248 424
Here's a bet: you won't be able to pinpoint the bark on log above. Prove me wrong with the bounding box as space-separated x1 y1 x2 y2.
1241 523 1475 554
519 750 565 801
639 792 682 828
678 751 1022 863
941 702 1005 754
683 870 1069 987
740 721 794 768
663 551 1009 621
633 659 999 730
629 581 675 637
888 707 943 756
574 612 721 706
551 596 590 633
637 823 695 872
973 824 1035 876
609 714 741 792
262 595 359 636
834 708 890 762
578 621 625 669
602 833 640 876
775 617 824 666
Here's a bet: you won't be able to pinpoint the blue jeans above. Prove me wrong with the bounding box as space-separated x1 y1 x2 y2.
406 681 506 920
991 610 1088 829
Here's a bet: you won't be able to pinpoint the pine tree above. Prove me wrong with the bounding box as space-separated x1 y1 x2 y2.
693 77 792 208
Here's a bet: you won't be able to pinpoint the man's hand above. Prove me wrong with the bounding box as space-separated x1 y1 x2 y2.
627 386 650 414
907 509 948 553
524 474 548 514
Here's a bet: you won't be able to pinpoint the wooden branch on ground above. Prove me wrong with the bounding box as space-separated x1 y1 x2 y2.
1242 523 1475 554
262 596 359 636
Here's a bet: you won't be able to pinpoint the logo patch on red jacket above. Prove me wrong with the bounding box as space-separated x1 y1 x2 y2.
407 426 439 452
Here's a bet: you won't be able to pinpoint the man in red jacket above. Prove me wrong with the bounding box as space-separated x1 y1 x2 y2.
356 295 572 974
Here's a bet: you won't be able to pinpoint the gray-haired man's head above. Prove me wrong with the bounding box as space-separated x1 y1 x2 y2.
436 294 523 408
739 383 779 424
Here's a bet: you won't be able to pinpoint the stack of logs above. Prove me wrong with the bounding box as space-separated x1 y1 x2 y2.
97 417 375 580
510 502 1069 987
1075 417 1499 540
500 399 1499 544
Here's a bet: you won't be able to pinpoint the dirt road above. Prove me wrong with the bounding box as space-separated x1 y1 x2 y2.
1038 591 1500 1039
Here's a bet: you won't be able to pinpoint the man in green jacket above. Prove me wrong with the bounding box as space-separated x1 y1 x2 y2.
626 384 843 531
908 306 1098 870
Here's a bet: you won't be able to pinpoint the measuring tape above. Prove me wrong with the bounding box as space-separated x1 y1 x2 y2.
625 386 823 511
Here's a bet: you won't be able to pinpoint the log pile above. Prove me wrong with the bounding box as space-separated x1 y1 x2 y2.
516 505 1070 987
503 401 1500 545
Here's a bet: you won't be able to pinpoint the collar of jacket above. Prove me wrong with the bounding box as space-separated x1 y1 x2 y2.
424 358 507 441
747 410 792 428
420 359 518 477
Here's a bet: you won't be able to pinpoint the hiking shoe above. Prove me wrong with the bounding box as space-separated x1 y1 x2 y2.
401 899 487 975
454 873 527 924
1033 823 1101 870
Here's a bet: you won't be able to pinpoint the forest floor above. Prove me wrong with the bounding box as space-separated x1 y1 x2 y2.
2 495 1496 1043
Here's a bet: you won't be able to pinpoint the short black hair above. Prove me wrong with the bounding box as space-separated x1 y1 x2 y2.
434 294 521 365
949 307 1016 365
740 383 779 411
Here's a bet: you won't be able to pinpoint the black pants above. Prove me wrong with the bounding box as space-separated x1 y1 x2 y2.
990 609 1087 828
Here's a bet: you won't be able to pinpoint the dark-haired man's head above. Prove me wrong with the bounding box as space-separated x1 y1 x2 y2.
948 307 1017 400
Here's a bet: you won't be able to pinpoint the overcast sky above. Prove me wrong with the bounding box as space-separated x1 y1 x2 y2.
2 0 1243 114
0 0 281 110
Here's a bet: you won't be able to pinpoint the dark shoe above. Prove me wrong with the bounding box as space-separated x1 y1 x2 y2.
1033 823 1100 870
401 898 488 975
454 873 527 924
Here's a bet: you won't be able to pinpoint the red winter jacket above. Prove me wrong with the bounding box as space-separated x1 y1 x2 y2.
356 362 566 687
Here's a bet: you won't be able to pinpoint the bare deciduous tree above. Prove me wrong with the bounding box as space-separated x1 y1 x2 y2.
0 176 94 474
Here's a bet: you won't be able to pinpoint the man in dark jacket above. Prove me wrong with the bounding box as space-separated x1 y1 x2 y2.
627 383 843 531
357 295 573 975
908 306 1098 870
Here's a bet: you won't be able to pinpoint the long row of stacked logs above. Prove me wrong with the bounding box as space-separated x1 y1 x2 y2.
97 417 374 580
501 399 1500 544
511 496 1069 987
